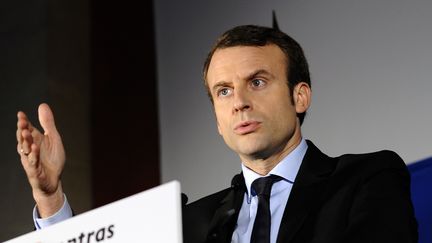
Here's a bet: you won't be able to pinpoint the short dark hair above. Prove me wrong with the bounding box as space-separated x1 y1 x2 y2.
203 25 311 125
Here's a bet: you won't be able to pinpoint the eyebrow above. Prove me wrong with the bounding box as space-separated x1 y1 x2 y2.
211 69 275 94
212 81 231 94
245 69 275 81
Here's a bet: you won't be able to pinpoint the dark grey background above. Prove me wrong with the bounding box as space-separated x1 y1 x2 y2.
154 0 432 202
0 0 91 240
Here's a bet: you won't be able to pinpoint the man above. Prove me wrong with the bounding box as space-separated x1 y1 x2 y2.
17 25 417 243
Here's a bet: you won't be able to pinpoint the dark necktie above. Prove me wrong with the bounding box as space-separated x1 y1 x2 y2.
251 175 283 243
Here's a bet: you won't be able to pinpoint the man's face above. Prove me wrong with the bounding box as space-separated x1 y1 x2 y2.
206 44 307 162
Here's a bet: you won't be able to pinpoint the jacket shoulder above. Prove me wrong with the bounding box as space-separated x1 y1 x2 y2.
336 150 407 172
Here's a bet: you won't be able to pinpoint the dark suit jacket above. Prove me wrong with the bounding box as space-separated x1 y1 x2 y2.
183 140 418 243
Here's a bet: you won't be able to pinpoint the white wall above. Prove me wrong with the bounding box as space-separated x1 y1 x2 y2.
154 0 432 202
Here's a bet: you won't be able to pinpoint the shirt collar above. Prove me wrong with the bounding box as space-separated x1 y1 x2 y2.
241 138 308 200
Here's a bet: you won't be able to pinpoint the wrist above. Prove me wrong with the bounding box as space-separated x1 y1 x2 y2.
33 182 64 218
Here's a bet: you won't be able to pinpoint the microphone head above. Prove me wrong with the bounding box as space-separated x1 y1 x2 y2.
231 173 245 190
181 193 189 205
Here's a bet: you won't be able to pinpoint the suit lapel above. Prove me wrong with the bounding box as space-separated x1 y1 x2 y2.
277 141 336 243
206 174 246 243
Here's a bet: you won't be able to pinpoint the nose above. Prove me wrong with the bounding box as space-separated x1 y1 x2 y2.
233 88 251 113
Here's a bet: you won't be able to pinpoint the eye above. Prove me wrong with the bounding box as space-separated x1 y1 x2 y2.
251 79 265 87
217 88 232 97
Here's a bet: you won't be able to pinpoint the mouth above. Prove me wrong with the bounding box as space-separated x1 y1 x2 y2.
234 121 261 135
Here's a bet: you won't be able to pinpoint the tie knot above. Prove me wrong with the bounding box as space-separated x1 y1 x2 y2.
251 175 283 197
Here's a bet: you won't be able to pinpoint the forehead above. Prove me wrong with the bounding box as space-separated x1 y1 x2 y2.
206 44 287 83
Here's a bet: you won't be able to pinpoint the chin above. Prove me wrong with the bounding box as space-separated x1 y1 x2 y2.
235 143 270 160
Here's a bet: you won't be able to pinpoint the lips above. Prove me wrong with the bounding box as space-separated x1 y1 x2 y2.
234 121 261 135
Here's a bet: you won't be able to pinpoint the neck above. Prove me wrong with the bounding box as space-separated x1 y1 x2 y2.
241 134 303 176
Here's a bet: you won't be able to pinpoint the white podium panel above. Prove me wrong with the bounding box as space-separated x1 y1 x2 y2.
7 181 183 243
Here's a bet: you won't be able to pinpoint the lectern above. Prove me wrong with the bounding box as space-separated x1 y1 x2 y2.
7 181 183 243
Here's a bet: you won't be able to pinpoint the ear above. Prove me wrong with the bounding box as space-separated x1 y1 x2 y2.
293 82 312 113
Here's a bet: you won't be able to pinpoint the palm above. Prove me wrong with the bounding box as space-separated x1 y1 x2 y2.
35 132 65 194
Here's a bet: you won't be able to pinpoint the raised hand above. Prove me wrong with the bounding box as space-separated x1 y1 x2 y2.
16 103 66 218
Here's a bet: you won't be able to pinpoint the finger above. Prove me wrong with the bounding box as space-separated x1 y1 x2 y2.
17 143 26 155
38 103 59 136
17 111 28 125
17 111 37 142
21 129 34 155
17 111 35 131
16 127 23 154
16 128 22 145
20 144 40 183
16 111 28 143
28 143 40 167
17 127 43 155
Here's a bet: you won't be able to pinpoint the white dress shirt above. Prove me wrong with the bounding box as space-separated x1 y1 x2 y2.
231 138 307 243
33 194 73 230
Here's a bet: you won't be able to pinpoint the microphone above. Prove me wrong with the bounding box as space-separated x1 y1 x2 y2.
181 193 189 206
231 173 245 190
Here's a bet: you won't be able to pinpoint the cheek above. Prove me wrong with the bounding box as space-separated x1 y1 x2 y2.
267 97 297 127
214 107 229 134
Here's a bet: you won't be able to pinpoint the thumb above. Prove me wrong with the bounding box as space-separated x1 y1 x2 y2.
38 103 59 136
